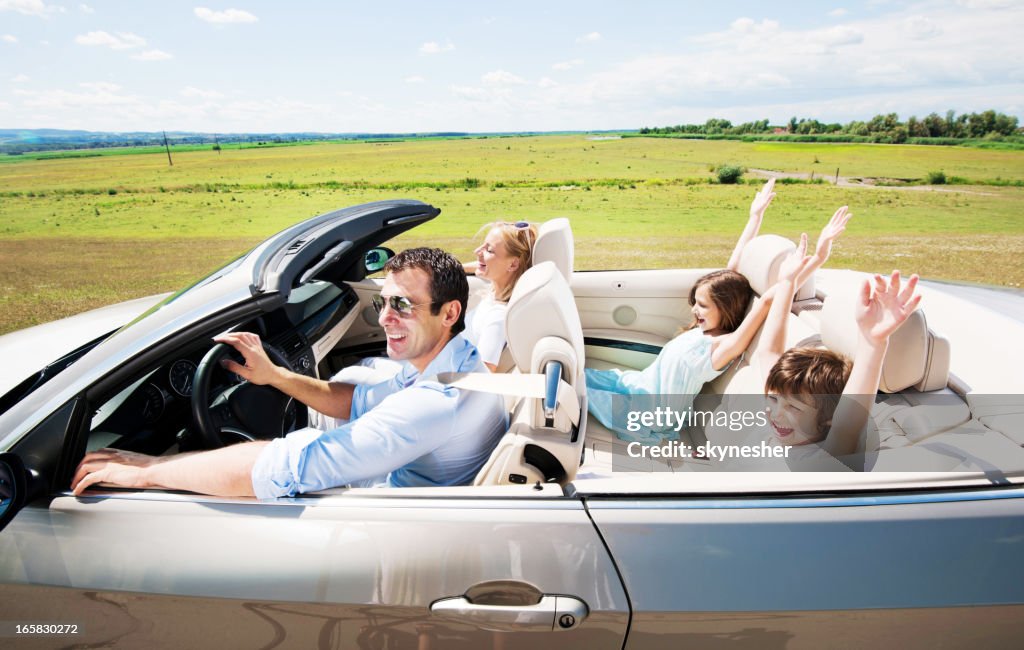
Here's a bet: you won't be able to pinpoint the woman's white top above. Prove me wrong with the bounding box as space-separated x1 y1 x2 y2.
464 294 508 366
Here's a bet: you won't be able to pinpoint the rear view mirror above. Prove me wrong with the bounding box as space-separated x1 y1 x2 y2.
365 247 395 273
0 453 27 534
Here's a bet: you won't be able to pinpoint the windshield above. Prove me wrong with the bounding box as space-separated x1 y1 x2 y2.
0 330 113 417
114 255 248 336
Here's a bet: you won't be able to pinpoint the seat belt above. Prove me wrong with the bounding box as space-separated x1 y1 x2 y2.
436 372 581 427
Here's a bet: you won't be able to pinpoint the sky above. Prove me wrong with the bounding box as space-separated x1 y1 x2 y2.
1 0 1022 133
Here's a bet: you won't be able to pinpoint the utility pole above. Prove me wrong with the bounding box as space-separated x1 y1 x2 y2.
163 131 173 166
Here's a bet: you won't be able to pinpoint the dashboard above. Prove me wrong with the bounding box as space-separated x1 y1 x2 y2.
88 281 360 454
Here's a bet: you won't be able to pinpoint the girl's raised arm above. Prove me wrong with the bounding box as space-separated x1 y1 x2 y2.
726 178 776 272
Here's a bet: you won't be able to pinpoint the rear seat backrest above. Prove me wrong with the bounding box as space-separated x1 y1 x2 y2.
819 281 950 392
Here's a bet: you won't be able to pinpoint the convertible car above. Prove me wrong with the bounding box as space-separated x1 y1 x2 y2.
2 200 1023 648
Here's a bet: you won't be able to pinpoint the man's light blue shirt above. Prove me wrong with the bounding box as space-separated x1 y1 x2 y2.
251 334 507 499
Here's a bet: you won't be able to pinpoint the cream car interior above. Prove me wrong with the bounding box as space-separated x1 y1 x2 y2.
572 232 1024 483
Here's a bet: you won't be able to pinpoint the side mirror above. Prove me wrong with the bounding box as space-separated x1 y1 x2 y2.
365 247 395 273
0 453 28 534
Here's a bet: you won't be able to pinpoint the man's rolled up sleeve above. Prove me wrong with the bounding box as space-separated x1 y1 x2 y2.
250 427 324 499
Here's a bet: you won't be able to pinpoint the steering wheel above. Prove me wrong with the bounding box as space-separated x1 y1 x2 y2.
191 343 298 448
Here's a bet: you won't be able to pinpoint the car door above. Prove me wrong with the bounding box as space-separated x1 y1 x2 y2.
583 482 1024 648
1 483 629 648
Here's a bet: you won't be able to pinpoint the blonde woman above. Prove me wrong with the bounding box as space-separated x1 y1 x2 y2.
463 220 539 371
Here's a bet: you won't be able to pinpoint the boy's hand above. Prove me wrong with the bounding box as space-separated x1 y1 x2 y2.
855 270 922 346
812 206 852 264
778 233 814 284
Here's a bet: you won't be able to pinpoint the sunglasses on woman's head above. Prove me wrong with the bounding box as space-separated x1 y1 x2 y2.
500 221 530 230
371 294 438 317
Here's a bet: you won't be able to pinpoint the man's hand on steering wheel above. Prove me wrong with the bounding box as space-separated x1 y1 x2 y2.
213 332 287 387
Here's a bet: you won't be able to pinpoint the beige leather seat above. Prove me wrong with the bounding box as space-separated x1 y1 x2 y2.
473 262 587 486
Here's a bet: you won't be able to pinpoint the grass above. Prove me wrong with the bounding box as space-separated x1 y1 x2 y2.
0 135 1022 334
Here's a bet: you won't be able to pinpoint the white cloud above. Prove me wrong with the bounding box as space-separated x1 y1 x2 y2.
181 86 224 98
576 31 601 43
449 85 490 101
829 8 848 17
194 7 258 24
819 25 863 46
404 75 426 84
553 58 584 71
956 0 1019 8
482 70 526 85
75 31 147 50
419 40 455 55
538 77 558 88
0 0 58 18
79 3 93 13
905 15 941 39
12 73 29 82
132 49 173 61
79 81 121 92
2 34 17 43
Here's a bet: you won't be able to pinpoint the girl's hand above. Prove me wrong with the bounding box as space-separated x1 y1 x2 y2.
727 177 778 272
813 206 852 263
855 270 922 346
749 177 777 225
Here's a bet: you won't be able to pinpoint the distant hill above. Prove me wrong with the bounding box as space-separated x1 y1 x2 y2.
0 128 627 154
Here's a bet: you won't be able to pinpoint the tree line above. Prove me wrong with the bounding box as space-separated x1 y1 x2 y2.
640 110 1021 144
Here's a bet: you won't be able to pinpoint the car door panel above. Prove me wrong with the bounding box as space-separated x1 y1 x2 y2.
573 269 705 343
586 490 1024 648
0 490 629 649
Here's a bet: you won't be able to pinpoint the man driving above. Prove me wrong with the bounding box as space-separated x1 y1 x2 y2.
72 248 507 497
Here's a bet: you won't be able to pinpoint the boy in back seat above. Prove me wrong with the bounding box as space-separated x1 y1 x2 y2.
753 243 922 457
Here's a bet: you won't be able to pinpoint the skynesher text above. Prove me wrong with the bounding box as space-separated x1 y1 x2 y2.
626 440 791 461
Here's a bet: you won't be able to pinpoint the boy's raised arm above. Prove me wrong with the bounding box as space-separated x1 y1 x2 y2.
754 234 814 382
823 271 922 457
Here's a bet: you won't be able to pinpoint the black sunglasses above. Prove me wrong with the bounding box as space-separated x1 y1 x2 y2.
371 294 439 317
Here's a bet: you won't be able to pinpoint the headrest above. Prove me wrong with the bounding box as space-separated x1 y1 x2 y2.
737 234 815 300
505 262 584 383
820 279 949 393
533 218 574 282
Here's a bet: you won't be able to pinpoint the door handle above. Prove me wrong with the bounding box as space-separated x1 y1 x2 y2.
430 594 588 632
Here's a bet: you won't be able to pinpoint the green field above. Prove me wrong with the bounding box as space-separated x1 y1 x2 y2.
1 135 1022 334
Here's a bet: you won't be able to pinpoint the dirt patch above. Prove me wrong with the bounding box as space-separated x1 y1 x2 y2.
747 168 998 196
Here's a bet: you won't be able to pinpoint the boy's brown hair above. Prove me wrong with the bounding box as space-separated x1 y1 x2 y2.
765 347 853 437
